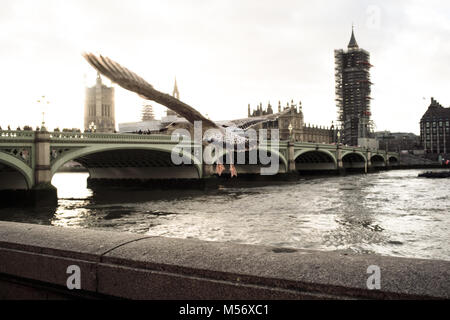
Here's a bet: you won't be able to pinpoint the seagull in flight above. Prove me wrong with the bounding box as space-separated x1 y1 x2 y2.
83 53 281 177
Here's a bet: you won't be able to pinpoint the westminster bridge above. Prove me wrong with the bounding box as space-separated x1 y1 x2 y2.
0 130 399 193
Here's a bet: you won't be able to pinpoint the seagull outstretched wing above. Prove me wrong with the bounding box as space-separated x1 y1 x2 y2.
83 53 218 130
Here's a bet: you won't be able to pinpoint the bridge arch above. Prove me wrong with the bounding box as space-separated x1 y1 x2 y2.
51 144 203 179
342 151 367 162
342 152 367 170
388 155 400 165
371 154 386 162
0 152 33 189
371 154 386 167
294 149 337 171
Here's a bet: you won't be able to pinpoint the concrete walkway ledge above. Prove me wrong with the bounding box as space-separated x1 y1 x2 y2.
0 221 448 300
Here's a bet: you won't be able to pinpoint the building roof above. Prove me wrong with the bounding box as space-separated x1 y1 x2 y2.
221 108 294 130
421 98 450 120
118 120 163 133
374 132 419 138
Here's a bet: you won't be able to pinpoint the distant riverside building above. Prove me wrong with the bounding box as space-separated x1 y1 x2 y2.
375 131 420 152
141 104 155 121
84 73 115 132
245 101 335 143
420 97 450 158
335 28 374 146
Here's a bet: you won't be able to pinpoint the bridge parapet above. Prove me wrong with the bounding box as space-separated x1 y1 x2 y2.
0 130 35 141
50 132 178 143
294 142 338 150
0 131 35 182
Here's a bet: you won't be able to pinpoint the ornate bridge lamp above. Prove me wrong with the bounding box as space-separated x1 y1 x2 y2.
382 130 389 152
89 122 97 133
288 123 294 142
37 96 50 132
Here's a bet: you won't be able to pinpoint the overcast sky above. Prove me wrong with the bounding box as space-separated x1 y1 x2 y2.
1 0 449 134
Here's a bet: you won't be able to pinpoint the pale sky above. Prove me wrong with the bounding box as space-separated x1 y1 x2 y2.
1 0 449 134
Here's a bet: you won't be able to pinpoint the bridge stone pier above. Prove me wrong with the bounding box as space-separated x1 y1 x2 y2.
35 131 53 186
0 129 400 206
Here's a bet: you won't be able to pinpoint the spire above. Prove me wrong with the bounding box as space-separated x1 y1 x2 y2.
166 77 180 117
172 77 180 100
348 25 359 49
96 72 102 85
267 101 273 114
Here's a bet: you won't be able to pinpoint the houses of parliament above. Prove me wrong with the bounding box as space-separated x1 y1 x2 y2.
245 101 335 144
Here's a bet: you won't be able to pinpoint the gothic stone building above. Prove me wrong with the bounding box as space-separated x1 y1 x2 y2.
120 77 335 145
246 101 335 143
420 97 450 158
158 101 335 144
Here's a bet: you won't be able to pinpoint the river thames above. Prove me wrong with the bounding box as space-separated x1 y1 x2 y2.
1 169 449 261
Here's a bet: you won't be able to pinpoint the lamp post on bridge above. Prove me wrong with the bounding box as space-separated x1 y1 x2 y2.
287 123 296 172
37 96 50 132
89 122 97 133
288 123 293 142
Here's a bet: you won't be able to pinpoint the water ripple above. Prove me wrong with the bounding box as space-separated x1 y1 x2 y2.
0 170 449 261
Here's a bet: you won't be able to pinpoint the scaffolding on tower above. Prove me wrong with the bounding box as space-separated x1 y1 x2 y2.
141 103 155 121
334 30 374 146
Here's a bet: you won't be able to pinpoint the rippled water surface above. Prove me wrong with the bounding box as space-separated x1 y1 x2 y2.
1 170 449 261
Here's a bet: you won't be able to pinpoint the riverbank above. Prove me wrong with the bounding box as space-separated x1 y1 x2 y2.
0 221 448 300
